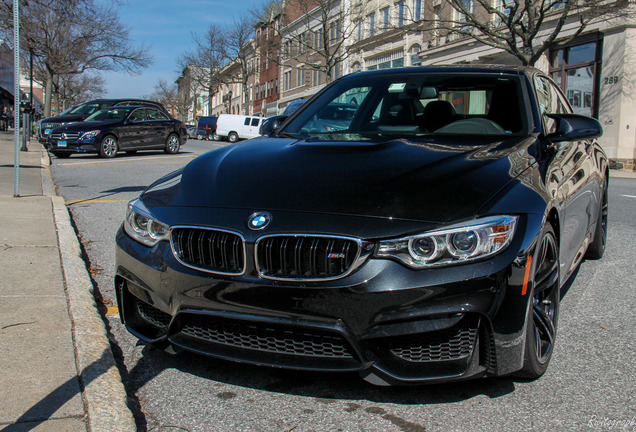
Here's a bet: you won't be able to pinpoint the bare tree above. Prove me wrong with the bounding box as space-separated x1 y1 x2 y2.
150 79 179 117
178 23 226 115
413 0 631 66
0 0 152 116
221 14 258 115
275 0 362 83
55 73 105 109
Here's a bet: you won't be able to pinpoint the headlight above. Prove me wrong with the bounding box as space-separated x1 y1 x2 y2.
124 198 170 247
377 215 517 268
79 130 100 140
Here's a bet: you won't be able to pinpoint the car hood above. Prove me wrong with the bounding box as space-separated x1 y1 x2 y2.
144 135 538 224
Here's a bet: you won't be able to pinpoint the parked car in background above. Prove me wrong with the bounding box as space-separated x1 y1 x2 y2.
215 114 265 142
38 98 168 143
186 125 197 139
48 105 187 158
115 65 607 385
195 116 218 140
259 98 308 135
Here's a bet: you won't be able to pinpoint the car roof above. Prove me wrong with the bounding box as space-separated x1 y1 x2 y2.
100 105 164 110
346 64 536 79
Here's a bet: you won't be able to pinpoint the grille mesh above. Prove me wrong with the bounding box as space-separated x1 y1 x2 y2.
171 228 244 274
389 320 478 362
180 314 354 359
256 235 359 280
136 299 171 328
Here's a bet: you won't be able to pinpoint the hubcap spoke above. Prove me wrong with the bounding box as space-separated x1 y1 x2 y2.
533 304 555 359
531 231 558 363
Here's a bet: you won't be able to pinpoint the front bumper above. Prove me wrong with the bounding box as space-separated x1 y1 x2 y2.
115 213 543 385
48 137 98 154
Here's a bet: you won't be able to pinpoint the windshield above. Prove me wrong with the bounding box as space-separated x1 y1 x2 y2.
85 107 133 123
70 103 106 115
281 72 527 141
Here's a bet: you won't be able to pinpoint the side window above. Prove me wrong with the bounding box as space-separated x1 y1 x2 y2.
129 109 146 122
147 109 168 120
244 117 251 126
548 81 572 115
251 118 260 126
535 76 563 134
534 75 551 116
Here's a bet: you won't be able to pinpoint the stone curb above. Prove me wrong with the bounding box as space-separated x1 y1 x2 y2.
51 185 135 430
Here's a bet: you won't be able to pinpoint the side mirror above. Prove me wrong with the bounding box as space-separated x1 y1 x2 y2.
261 116 288 136
545 113 602 142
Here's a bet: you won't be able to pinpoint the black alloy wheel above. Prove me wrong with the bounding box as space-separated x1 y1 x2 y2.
518 224 560 379
165 134 180 154
99 136 118 158
585 180 608 259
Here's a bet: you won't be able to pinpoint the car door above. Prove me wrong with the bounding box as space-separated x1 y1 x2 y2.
536 75 598 279
145 108 172 147
248 117 261 138
123 108 150 149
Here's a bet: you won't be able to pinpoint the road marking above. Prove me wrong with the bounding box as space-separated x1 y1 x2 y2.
621 194 636 199
106 306 119 315
59 154 196 166
66 199 129 204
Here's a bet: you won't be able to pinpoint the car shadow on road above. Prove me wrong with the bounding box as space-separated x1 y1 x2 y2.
123 342 516 415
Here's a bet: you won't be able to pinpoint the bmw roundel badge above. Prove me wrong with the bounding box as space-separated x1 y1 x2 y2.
248 212 272 230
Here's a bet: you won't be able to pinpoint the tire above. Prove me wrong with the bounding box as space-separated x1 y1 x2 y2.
585 180 608 259
228 132 239 143
517 224 560 379
206 134 214 141
212 133 221 141
165 133 180 154
53 152 71 159
99 135 118 158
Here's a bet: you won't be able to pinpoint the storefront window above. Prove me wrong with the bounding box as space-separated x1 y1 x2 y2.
549 38 599 117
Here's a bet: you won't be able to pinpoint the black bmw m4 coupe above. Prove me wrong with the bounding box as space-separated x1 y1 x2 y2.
115 65 608 385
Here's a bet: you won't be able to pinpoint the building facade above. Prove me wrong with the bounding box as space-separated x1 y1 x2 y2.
199 0 636 169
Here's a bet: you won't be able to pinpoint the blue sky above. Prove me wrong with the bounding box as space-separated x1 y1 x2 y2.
101 0 266 98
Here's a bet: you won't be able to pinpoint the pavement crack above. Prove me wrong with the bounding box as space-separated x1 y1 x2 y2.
2 321 36 329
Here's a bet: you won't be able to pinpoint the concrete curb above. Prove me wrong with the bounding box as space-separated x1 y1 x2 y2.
50 181 135 429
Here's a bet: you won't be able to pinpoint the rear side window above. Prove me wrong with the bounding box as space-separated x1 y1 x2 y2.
129 109 147 122
251 118 260 126
147 109 169 120
244 118 251 126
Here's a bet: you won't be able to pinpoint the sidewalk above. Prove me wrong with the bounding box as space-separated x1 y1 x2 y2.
0 131 135 431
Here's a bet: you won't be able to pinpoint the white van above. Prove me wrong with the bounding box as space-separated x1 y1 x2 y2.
215 114 266 143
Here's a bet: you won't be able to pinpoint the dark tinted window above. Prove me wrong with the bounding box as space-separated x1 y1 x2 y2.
251 118 260 126
147 109 169 120
244 118 251 126
129 109 147 122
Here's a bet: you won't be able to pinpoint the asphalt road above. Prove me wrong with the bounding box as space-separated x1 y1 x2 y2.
50 139 636 432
